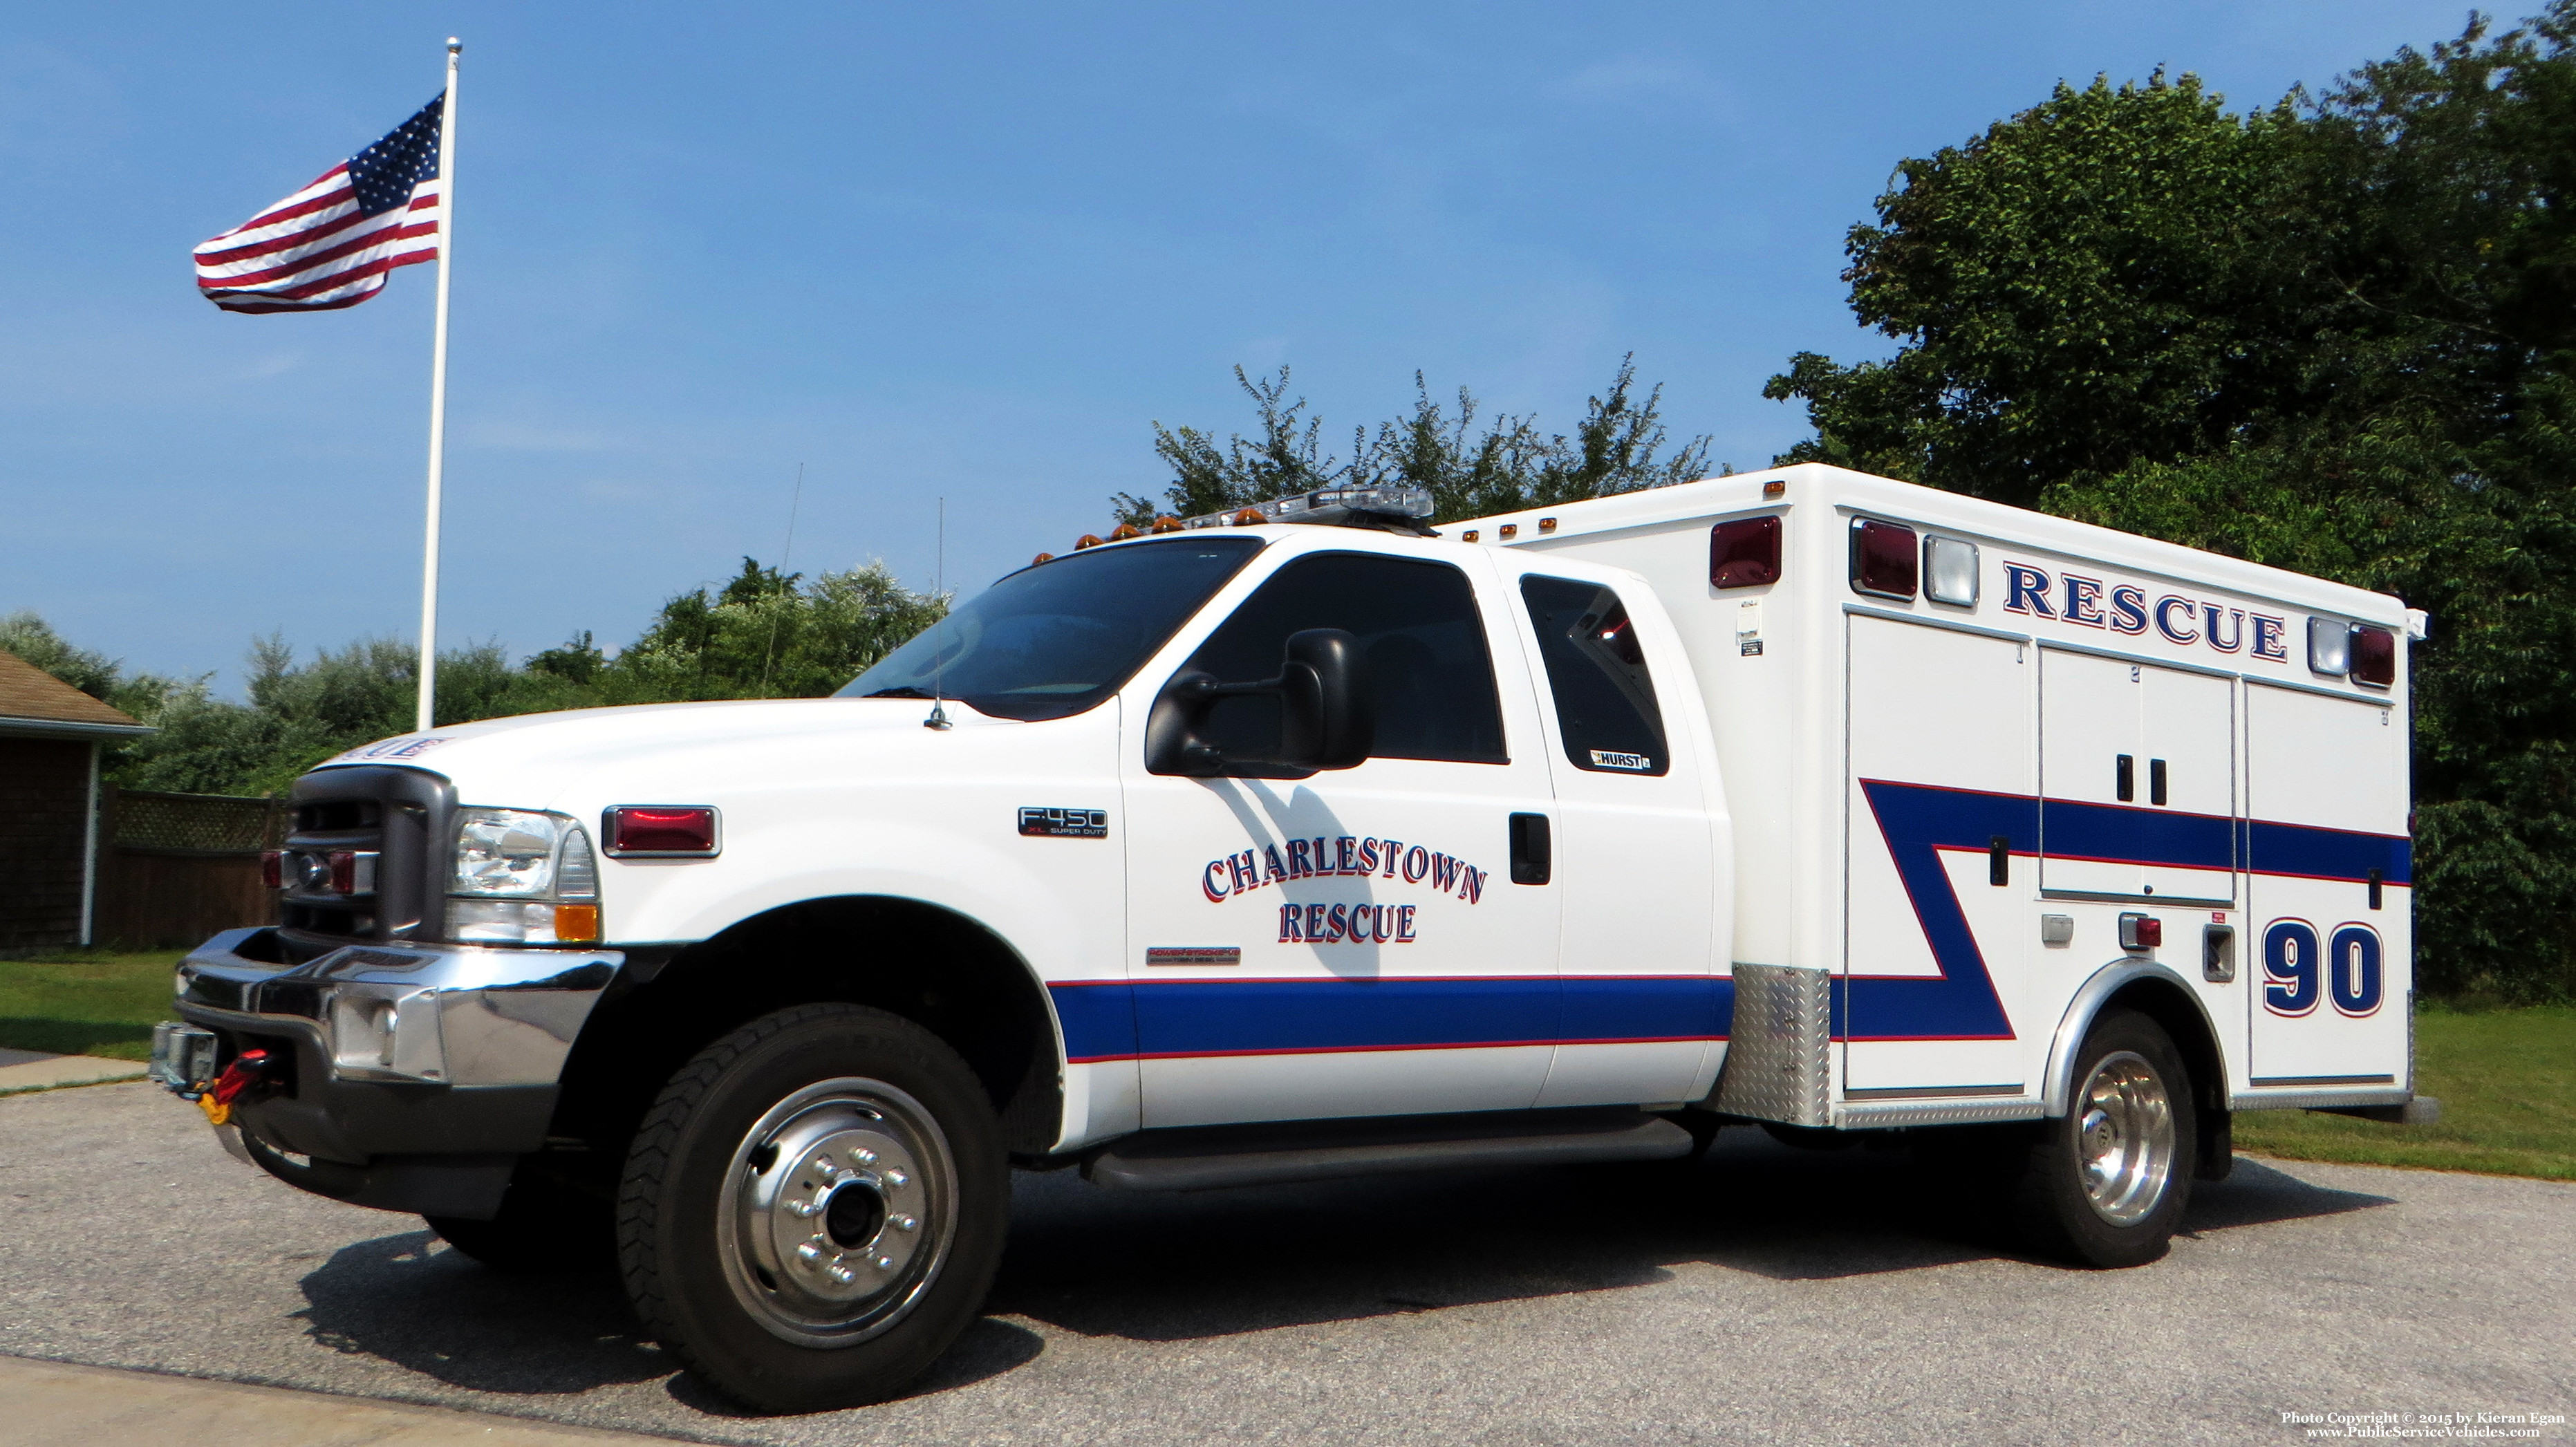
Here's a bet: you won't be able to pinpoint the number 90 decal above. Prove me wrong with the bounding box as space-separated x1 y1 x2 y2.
2263 919 2384 1018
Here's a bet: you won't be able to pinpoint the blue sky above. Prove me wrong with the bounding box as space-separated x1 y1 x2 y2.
2 1 2487 693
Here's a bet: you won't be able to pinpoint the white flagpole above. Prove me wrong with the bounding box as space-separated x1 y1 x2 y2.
415 37 461 733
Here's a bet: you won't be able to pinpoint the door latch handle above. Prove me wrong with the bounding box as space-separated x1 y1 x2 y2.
1509 812 1551 886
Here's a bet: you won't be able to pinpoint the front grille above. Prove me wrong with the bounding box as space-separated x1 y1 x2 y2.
278 766 456 944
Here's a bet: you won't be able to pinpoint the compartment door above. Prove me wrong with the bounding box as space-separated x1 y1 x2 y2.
2038 649 2147 899
2138 666 2236 905
1844 615 2033 1093
2246 684 2411 1087
2040 651 2234 904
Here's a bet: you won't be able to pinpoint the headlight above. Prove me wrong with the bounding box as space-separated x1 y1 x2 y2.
449 807 601 943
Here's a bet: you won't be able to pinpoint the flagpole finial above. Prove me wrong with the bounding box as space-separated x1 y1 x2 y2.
447 37 461 53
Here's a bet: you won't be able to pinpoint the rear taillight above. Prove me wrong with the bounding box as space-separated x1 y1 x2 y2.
261 850 283 889
605 805 722 857
1710 516 1781 589
328 850 357 894
2349 625 2397 687
2120 913 2164 951
1849 518 1918 600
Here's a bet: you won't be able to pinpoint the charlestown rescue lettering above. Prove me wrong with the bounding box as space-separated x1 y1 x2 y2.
1200 837 1490 906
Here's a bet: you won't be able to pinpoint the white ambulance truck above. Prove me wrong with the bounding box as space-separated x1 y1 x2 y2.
151 463 2423 1412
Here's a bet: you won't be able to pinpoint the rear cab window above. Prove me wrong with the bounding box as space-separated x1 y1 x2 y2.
1518 574 1670 776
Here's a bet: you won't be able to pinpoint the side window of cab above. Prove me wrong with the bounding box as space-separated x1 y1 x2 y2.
1184 552 1508 764
1518 574 1670 775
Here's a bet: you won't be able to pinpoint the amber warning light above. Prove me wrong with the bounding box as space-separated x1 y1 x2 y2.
605 806 720 857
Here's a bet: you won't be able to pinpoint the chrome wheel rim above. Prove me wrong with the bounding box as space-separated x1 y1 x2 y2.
718 1077 958 1347
2075 1049 2176 1227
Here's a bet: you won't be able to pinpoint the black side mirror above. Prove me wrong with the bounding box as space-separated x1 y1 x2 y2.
1147 628 1376 776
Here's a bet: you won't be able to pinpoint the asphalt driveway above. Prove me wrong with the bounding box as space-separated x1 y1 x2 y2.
1 1081 2566 1446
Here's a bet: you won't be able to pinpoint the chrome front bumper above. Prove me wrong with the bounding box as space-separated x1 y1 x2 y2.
165 927 625 1215
175 926 621 1090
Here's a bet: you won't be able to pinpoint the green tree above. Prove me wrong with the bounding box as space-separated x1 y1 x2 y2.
1114 357 1715 528
3 557 946 797
1768 6 2576 999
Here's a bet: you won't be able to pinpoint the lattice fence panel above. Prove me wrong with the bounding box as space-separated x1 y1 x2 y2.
111 790 283 855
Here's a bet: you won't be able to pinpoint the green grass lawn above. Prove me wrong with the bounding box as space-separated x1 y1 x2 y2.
1 951 2568 1179
2234 1005 2576 1181
0 949 185 1061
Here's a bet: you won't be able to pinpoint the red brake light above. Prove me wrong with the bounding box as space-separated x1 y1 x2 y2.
261 850 283 889
606 806 721 857
1850 519 1918 599
327 850 357 894
1710 516 1781 589
2349 625 2397 687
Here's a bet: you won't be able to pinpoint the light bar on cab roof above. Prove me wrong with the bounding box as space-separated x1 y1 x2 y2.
1177 483 1435 532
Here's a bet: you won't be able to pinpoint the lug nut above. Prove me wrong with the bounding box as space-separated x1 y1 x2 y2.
828 1264 856 1285
893 1214 917 1232
854 1148 878 1166
796 1241 822 1262
884 1168 910 1187
873 1255 895 1271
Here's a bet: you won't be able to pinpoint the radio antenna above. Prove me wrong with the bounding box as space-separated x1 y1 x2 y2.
758 462 804 695
925 495 952 730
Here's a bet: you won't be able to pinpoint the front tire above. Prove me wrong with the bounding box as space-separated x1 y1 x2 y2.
2010 1009 2196 1268
618 1003 1008 1412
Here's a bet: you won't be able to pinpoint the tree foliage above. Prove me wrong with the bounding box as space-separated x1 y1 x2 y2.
1 559 944 799
1769 6 2576 1000
1114 357 1715 528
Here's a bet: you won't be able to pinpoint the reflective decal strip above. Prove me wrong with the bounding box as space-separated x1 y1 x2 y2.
1047 976 1730 1065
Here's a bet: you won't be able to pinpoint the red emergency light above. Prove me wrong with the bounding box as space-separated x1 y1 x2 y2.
1710 516 1781 589
605 806 721 857
1849 519 1919 600
2349 625 2397 688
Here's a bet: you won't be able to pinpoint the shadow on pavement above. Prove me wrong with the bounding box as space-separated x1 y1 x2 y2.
297 1226 1045 1410
296 1229 669 1395
991 1128 2400 1342
288 1132 2396 1397
2183 1157 2396 1235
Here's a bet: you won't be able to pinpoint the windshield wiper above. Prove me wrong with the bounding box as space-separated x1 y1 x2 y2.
864 686 937 699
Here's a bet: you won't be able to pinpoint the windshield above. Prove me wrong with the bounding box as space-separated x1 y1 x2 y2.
837 536 1265 720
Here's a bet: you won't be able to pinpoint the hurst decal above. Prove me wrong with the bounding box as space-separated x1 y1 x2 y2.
1195 833 1489 946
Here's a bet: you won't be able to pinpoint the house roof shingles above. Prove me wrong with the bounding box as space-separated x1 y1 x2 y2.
0 650 143 731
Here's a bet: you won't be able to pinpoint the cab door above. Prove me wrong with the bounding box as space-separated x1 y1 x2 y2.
1506 566 1722 1107
1119 545 1565 1128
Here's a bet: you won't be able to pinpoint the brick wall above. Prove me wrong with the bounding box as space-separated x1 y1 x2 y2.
0 738 93 949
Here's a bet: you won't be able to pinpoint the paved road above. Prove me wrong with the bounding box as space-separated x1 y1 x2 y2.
3 1082 2568 1446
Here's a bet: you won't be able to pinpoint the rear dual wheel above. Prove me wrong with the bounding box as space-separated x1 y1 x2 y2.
618 1003 1008 1412
1915 1009 2196 1268
2011 1009 2196 1268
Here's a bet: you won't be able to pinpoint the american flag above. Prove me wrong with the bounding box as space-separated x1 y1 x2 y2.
194 95 445 313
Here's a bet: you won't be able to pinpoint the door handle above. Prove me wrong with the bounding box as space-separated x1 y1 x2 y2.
1509 812 1551 885
2116 754 2135 801
2150 758 2169 806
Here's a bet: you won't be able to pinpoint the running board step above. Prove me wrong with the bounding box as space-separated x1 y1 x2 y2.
1083 1108 1695 1193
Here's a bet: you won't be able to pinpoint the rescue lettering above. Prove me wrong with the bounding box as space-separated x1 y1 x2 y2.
2000 560 2308 668
1278 902 1417 944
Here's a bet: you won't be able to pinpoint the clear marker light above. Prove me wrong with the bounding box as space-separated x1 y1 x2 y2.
2308 617 2353 675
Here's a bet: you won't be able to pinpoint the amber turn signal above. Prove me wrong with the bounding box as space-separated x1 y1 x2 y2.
552 904 601 942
